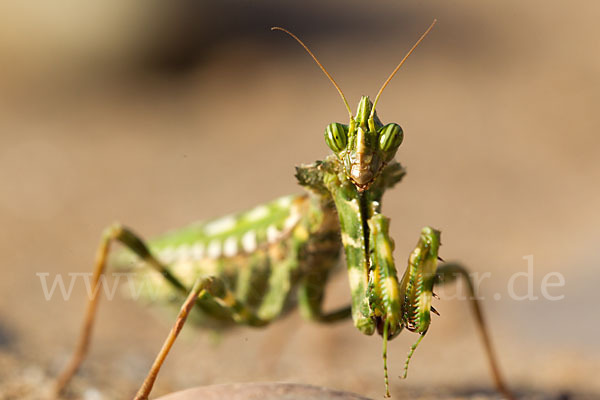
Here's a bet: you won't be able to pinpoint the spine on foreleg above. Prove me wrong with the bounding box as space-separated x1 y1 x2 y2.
399 227 440 333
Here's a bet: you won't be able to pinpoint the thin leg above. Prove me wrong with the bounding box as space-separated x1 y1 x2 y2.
382 321 390 397
401 333 425 379
133 277 206 400
435 263 516 400
298 280 352 323
135 274 275 399
53 223 188 398
54 222 273 399
318 305 352 322
297 249 352 323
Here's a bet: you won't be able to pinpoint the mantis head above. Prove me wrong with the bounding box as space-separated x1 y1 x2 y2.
325 96 403 190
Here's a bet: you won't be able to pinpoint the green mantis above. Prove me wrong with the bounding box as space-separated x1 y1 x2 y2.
53 20 515 400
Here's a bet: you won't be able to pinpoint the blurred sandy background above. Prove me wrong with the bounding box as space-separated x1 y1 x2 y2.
0 0 598 399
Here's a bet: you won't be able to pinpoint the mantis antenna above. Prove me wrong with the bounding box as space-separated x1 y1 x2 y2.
370 19 437 119
271 27 354 119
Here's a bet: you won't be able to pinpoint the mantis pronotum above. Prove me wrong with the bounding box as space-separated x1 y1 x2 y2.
53 20 515 400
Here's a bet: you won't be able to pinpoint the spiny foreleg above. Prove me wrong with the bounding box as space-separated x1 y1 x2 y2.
398 227 440 381
397 227 515 400
367 214 404 397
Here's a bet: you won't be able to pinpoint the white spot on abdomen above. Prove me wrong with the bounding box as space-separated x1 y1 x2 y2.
191 243 205 260
175 244 191 260
223 237 238 257
204 215 236 236
277 195 294 208
246 205 269 222
159 246 176 264
207 240 222 258
241 230 257 253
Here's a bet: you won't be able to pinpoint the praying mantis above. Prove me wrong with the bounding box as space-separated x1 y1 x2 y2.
53 20 515 400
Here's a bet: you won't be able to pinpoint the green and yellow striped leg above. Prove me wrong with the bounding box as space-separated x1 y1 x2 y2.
398 227 440 383
297 230 352 323
326 178 376 335
297 268 352 323
254 238 303 322
367 214 403 397
53 222 189 398
434 263 515 400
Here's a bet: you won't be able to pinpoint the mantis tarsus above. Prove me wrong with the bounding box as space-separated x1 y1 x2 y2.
53 20 515 400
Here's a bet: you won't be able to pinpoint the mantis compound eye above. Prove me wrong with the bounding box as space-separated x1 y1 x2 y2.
325 122 348 152
378 123 403 152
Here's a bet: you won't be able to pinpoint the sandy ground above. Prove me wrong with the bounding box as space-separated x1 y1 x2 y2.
0 1 598 399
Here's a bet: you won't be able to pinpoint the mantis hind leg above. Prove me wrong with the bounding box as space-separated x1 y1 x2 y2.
297 267 352 323
133 275 268 400
53 222 189 398
53 222 272 398
133 275 207 400
296 236 352 323
434 262 515 400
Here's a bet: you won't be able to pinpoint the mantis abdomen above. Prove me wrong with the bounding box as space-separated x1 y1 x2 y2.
116 193 344 327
